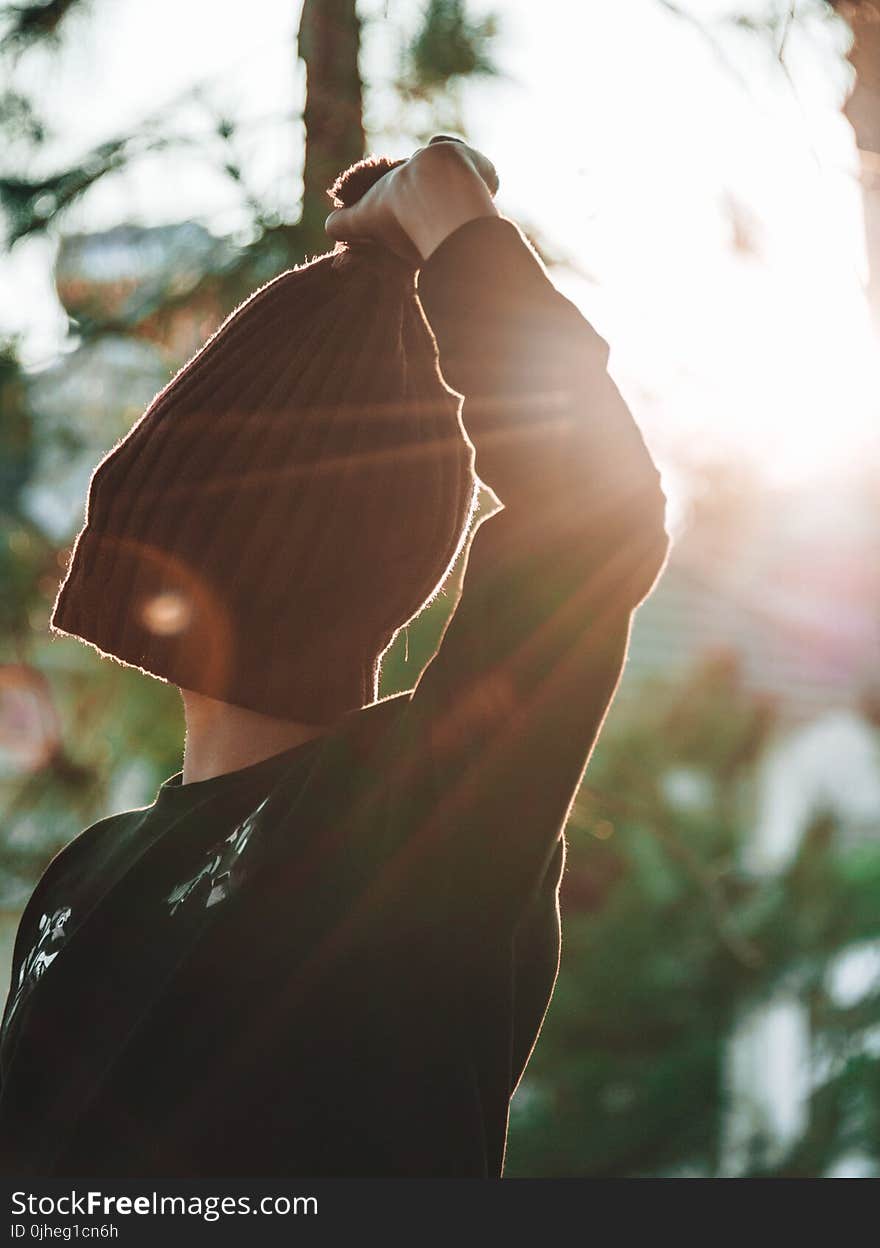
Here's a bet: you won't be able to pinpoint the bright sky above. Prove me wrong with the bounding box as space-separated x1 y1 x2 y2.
1 0 875 486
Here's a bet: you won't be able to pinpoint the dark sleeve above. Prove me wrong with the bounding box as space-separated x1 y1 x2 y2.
376 216 669 922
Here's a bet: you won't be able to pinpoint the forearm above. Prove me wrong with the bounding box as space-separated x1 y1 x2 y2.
419 217 664 559
404 217 667 892
371 212 669 922
416 216 669 627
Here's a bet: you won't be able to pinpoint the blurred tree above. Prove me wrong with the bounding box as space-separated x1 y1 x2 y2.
0 0 85 53
833 1 880 153
395 0 498 134
0 342 43 641
298 0 365 251
504 656 880 1177
0 2 500 881
831 1 880 332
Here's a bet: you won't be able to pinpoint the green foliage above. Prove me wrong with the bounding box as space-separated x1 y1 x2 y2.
0 343 49 639
0 90 45 145
0 139 127 244
0 342 33 511
504 657 880 1177
0 0 86 54
407 0 498 91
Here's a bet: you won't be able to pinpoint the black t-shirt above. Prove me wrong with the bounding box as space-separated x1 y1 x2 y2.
0 218 668 1177
0 698 564 1177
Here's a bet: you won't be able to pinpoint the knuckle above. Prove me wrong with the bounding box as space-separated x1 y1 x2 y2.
416 142 468 178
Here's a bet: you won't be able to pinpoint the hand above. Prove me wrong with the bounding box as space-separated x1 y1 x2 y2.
325 137 499 264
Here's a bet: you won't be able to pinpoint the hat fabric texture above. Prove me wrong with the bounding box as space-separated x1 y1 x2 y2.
51 157 478 724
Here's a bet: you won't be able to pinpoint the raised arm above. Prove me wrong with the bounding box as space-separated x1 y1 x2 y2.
329 141 669 919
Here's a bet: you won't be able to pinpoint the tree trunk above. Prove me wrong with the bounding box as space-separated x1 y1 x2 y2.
832 1 880 332
297 0 366 253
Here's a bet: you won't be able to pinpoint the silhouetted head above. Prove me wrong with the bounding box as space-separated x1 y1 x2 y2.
51 156 478 724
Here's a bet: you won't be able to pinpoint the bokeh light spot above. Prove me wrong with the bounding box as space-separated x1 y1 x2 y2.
140 591 193 636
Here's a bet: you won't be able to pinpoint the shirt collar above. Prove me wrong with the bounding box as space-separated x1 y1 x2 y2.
154 733 327 812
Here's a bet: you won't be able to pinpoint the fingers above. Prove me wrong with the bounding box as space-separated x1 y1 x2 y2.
325 202 421 264
324 136 499 249
473 152 499 197
427 134 499 197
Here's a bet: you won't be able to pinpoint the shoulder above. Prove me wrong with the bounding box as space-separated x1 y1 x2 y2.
46 807 147 887
6 808 143 992
16 809 144 932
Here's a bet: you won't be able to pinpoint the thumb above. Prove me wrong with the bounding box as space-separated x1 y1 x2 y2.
324 205 356 241
325 198 381 244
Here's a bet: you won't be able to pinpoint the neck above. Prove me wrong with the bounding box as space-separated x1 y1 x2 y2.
180 688 327 784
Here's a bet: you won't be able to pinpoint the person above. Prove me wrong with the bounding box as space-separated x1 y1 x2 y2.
0 138 668 1177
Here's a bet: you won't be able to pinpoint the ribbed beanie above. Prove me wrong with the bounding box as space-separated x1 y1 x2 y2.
51 157 478 724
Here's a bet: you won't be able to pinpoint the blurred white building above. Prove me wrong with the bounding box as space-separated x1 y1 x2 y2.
721 707 880 1178
624 484 880 721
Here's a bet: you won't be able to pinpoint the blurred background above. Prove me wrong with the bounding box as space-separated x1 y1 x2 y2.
1 0 879 1177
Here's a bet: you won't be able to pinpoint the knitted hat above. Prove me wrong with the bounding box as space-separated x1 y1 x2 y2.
51 157 478 724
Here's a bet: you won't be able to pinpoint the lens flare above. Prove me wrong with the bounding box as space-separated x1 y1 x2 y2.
140 591 193 637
